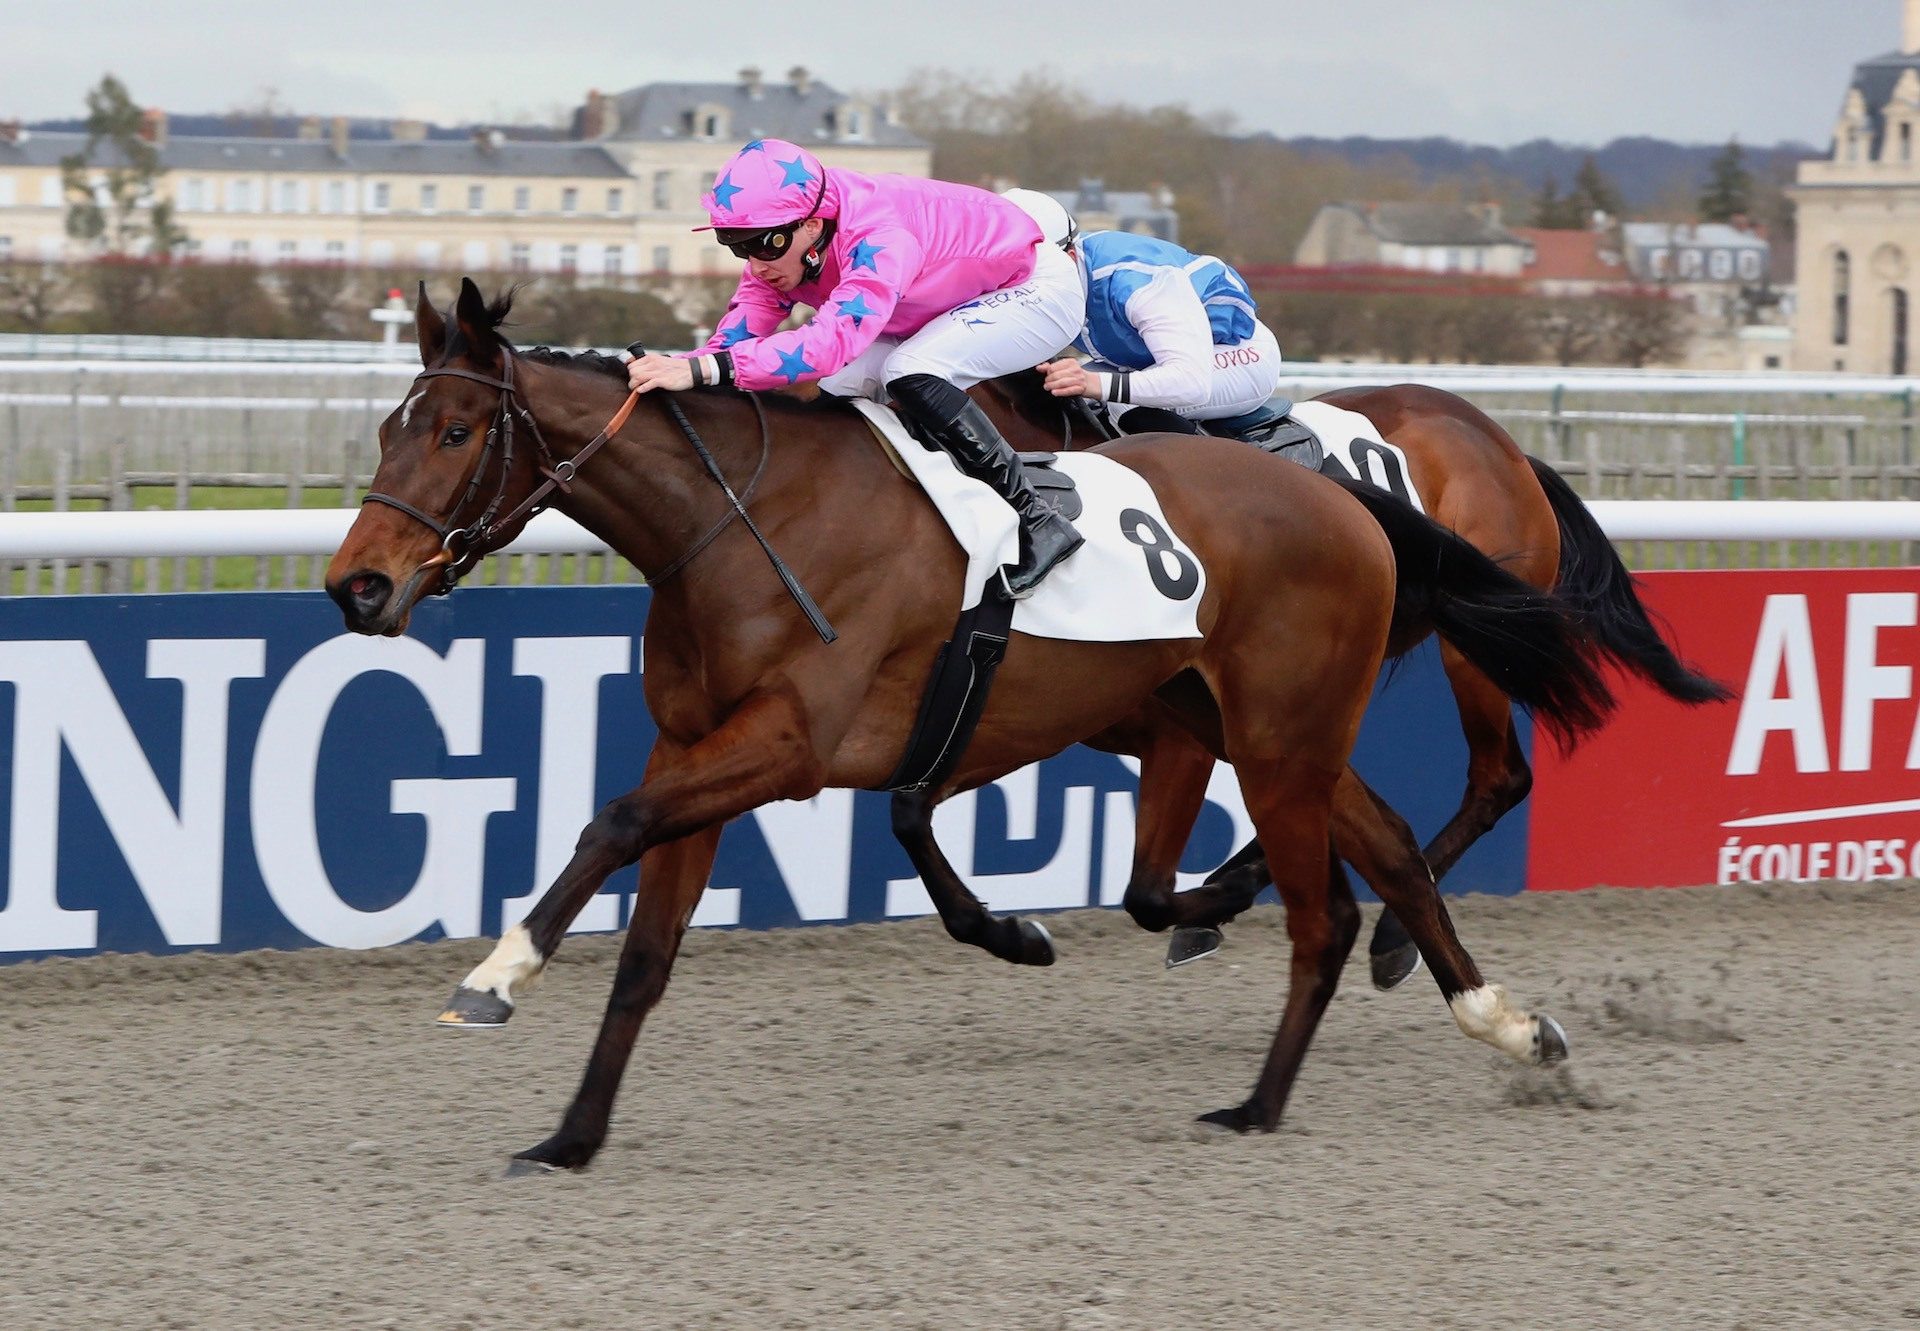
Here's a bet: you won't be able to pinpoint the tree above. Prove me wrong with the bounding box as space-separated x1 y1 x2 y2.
1698 138 1755 224
0 262 73 332
1568 155 1625 226
1599 287 1686 367
60 74 183 259
1530 297 1608 365
1532 173 1582 229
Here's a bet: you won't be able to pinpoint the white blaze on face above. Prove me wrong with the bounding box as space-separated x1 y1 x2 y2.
1449 984 1541 1063
460 924 546 1005
400 389 427 431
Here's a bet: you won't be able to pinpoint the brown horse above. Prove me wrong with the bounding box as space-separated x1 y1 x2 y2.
977 374 1731 981
327 280 1610 1171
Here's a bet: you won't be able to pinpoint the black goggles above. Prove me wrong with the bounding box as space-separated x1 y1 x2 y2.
717 224 800 262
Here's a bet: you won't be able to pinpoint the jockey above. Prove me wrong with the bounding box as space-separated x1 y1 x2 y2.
626 139 1086 598
1037 230 1282 434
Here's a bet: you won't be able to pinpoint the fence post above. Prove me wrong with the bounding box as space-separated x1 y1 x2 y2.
1550 382 1566 459
1730 409 1748 500
0 399 16 594
107 434 131 593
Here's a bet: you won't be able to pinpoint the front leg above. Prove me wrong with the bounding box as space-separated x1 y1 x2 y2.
889 790 1055 966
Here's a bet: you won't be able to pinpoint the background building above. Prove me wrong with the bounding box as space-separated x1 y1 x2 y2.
1293 201 1530 275
1790 0 1920 373
0 69 931 281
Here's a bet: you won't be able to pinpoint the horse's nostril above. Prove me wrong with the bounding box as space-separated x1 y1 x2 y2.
348 573 377 598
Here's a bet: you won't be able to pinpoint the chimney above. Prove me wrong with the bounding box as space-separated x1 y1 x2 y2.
1907 0 1920 54
330 116 350 158
391 118 427 142
788 65 811 96
297 115 322 141
139 107 167 149
1471 201 1502 228
740 66 763 98
0 120 22 146
577 89 609 140
473 126 505 153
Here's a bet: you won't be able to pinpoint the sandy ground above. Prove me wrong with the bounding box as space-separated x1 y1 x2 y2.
3 881 1918 1331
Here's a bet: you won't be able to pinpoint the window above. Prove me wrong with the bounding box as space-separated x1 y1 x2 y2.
372 181 390 211
559 243 578 271
1904 122 1913 163
367 240 394 265
652 170 671 210
324 180 346 214
844 108 864 138
1709 249 1733 280
179 178 204 211
651 244 670 273
1895 288 1910 376
230 179 256 212
420 183 438 212
276 180 301 213
417 241 441 268
232 238 252 260
1834 250 1851 346
606 187 623 214
325 240 346 263
40 177 60 207
0 236 10 261
278 239 298 263
1738 251 1763 281
603 246 623 276
701 112 722 138
513 185 530 213
184 238 202 258
510 241 531 271
561 187 578 214
468 184 484 212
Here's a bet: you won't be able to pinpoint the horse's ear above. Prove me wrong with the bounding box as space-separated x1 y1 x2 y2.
415 282 447 368
452 276 500 365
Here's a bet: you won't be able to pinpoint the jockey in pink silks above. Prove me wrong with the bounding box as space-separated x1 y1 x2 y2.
624 139 1086 597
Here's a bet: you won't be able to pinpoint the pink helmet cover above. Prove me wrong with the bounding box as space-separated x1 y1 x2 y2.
697 138 831 231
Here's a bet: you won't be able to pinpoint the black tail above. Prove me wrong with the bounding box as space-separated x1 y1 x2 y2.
1525 455 1735 705
1331 477 1618 751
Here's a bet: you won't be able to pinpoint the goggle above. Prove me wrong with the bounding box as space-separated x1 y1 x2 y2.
717 225 799 263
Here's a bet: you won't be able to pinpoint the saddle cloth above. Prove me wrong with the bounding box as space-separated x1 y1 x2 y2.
851 399 1206 644
1282 400 1428 514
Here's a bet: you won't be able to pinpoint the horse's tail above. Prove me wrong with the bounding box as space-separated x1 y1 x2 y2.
1332 477 1618 751
1525 454 1735 705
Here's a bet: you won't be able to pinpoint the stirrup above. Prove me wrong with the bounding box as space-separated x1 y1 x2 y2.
996 565 1036 602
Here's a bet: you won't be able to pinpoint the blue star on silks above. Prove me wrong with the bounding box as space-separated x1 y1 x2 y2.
777 155 817 189
849 239 885 271
773 344 815 383
717 317 753 348
710 171 743 211
836 292 876 328
740 139 768 152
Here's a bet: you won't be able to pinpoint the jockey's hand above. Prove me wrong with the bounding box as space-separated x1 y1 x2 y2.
1039 358 1099 399
627 353 693 394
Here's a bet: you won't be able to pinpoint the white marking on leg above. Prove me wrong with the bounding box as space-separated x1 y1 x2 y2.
460 924 546 1006
400 389 426 430
1449 984 1543 1063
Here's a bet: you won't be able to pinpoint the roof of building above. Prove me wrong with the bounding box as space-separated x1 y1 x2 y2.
597 77 925 148
1331 201 1523 247
0 130 630 178
1511 227 1626 283
1620 221 1770 252
1843 50 1920 158
1045 178 1178 242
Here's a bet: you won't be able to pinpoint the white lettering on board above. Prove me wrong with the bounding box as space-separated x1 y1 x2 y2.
1727 595 1829 776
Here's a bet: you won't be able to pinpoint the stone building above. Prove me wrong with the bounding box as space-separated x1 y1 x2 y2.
0 69 929 282
1790 0 1920 373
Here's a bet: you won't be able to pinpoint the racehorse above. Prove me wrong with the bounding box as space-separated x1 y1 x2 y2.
326 280 1612 1171
975 373 1732 982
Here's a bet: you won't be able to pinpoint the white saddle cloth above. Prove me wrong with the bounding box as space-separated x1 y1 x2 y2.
852 400 1206 643
1286 399 1428 514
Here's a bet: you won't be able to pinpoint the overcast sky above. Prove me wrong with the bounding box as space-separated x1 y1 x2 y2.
4 1 1902 147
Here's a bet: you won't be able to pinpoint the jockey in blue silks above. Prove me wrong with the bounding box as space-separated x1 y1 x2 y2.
1038 229 1282 433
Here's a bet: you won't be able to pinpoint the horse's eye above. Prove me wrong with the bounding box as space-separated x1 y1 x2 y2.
443 423 471 447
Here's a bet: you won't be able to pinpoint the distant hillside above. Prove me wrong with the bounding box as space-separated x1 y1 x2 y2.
1268 134 1821 213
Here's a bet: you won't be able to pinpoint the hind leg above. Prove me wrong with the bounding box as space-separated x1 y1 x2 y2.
890 790 1056 966
1334 768 1567 1065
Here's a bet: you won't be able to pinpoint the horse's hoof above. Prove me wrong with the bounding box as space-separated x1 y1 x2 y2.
1166 926 1223 970
1014 918 1057 966
1369 941 1423 991
1194 1103 1265 1134
437 986 512 1028
504 1156 567 1179
1536 1014 1570 1064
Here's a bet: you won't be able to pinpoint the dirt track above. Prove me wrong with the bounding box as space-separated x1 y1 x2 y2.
3 881 1918 1330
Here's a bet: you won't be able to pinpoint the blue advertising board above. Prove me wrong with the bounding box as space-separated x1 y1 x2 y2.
0 587 1526 962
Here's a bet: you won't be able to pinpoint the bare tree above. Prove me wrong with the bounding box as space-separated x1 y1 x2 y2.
1600 287 1687 367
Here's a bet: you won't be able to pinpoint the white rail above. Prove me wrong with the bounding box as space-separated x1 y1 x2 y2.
1 502 1916 562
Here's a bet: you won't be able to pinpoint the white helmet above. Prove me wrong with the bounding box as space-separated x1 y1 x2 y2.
1000 187 1079 252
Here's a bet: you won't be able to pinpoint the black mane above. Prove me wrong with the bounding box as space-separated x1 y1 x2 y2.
455 284 632 383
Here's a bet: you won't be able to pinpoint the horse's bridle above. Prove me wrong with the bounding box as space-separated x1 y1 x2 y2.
359 347 833 641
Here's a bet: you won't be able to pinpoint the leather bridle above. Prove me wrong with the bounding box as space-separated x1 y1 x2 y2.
358 347 832 641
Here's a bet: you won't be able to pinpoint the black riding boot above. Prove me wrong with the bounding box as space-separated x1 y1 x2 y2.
1113 405 1203 436
889 373 1085 598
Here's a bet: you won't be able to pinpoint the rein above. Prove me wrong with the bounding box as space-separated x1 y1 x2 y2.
361 346 835 643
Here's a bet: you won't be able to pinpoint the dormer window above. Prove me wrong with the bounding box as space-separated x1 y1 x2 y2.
686 104 729 140
829 101 870 140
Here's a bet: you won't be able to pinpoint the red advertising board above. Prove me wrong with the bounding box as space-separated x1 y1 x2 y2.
1528 567 1920 892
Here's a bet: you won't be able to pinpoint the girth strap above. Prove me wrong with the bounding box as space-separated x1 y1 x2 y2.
882 592 1017 792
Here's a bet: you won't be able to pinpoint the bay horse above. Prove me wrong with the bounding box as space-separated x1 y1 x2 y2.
976 374 1731 982
327 279 1611 1171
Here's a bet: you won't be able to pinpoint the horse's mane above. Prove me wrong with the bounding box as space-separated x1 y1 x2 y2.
451 284 636 384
